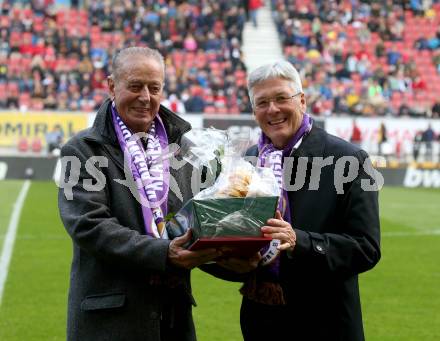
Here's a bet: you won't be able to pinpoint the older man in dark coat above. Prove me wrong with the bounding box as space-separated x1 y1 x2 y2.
202 60 381 341
58 47 220 341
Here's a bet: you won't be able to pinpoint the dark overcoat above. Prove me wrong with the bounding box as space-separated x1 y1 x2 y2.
58 99 198 341
202 125 381 341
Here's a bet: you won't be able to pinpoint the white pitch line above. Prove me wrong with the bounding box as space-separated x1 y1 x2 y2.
0 180 31 306
383 230 440 237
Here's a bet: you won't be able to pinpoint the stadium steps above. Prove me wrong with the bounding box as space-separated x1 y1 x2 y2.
242 0 284 72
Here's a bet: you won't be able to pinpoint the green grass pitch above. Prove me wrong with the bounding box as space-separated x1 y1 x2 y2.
0 181 439 340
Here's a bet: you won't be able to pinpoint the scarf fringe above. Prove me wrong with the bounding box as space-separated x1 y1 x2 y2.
240 272 286 306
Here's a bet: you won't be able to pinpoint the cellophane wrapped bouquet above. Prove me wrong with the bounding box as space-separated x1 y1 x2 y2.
166 128 280 248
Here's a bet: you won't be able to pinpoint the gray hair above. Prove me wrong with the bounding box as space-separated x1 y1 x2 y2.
247 60 303 106
111 46 165 81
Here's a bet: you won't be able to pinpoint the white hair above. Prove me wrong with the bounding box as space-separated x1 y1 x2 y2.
247 60 303 106
111 46 165 81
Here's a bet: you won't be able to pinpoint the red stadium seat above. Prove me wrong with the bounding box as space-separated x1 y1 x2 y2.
0 16 10 28
9 31 22 45
229 106 240 114
6 81 19 94
56 10 67 24
113 32 123 45
23 8 32 19
31 138 43 153
0 83 6 102
18 138 29 152
91 25 101 34
216 107 229 114
33 21 44 32
19 92 31 108
203 106 216 114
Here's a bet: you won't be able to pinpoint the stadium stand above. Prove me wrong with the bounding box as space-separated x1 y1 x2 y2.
0 0 439 117
271 0 440 118
0 0 250 114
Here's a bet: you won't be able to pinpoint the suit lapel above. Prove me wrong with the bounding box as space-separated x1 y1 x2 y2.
291 126 326 159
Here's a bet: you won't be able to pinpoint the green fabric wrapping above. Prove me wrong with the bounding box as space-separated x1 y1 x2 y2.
166 196 278 240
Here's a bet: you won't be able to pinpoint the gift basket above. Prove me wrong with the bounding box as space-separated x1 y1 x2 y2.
166 128 280 256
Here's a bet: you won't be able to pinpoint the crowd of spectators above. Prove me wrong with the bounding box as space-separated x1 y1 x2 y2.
0 0 251 114
2 0 440 117
272 0 440 118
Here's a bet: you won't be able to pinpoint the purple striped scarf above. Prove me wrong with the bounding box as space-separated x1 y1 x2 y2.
240 113 312 305
111 103 170 238
257 113 313 224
